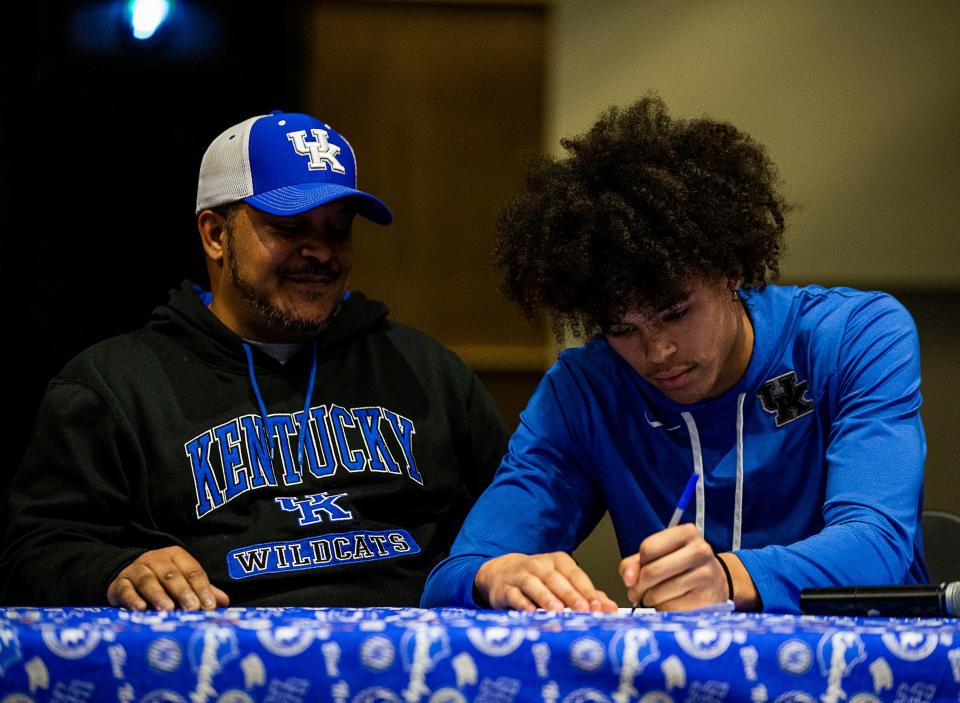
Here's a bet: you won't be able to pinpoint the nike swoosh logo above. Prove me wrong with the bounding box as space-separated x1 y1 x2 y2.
644 412 681 431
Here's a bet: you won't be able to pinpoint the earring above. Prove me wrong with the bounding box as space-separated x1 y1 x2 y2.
731 290 739 302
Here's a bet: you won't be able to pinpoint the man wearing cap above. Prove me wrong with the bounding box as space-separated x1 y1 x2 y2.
0 111 508 610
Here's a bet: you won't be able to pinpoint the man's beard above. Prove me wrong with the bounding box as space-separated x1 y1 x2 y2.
226 233 338 337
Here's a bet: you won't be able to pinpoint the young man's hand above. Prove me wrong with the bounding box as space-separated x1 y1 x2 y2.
619 523 758 611
475 552 619 612
107 546 230 611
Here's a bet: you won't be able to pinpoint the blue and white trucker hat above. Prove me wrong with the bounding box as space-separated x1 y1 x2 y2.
196 110 392 224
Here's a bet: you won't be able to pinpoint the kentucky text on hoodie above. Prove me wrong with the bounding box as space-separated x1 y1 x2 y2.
185 404 421 517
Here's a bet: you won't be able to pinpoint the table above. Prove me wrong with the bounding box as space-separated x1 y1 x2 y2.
1 607 958 702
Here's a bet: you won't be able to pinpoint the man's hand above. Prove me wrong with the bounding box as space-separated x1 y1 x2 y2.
475 552 619 612
619 523 728 611
107 546 230 611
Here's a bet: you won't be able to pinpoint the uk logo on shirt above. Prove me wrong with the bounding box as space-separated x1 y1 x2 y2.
757 371 814 427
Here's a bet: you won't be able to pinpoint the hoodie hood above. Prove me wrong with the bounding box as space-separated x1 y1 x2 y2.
604 288 786 419
147 280 390 373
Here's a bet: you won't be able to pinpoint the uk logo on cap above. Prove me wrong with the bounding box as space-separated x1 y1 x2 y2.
196 110 392 225
287 129 346 174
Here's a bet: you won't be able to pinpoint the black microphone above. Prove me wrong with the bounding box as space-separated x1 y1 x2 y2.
800 582 960 617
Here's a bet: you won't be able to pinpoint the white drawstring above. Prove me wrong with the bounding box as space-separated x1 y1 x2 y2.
680 396 746 552
680 412 705 536
733 393 745 551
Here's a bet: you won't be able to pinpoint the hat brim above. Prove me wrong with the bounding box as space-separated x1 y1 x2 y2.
245 183 393 225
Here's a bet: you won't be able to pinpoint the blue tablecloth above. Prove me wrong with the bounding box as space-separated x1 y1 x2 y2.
1 606 958 702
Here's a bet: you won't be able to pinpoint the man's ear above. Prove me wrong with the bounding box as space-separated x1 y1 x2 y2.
197 209 227 263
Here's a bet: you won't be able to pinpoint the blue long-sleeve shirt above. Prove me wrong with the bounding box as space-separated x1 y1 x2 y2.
422 285 928 613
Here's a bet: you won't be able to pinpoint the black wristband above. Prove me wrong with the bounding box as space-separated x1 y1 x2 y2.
714 551 735 602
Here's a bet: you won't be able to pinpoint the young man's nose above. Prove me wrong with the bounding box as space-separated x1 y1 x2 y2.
643 331 676 364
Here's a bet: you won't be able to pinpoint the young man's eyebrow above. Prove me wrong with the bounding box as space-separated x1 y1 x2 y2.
655 292 692 314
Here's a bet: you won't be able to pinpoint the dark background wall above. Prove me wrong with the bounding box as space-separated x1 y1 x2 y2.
1 1 309 497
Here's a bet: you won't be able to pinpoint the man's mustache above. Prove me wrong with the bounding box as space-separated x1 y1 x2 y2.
280 263 341 278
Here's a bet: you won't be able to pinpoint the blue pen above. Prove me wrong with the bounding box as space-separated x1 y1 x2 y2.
630 470 700 613
666 470 700 530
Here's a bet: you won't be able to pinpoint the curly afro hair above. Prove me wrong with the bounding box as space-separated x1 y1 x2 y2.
495 93 790 339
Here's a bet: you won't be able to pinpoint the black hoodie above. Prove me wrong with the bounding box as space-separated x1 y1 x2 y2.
1 281 508 606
